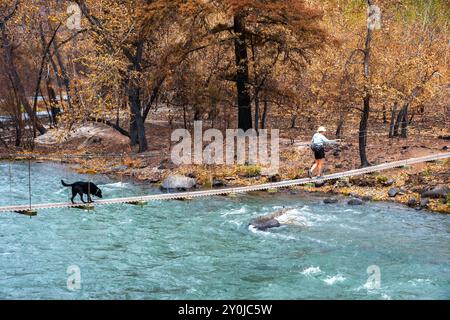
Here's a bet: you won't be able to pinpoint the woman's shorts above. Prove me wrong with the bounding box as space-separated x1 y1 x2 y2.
312 146 325 160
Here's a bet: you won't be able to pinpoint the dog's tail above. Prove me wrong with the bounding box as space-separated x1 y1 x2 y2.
61 180 73 187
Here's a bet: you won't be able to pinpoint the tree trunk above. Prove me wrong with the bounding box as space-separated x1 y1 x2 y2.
393 104 408 137
254 92 260 132
14 120 21 147
47 85 60 125
400 104 408 138
291 115 297 129
127 42 148 152
261 98 268 129
1 24 47 135
183 104 188 129
7 72 23 146
32 23 61 140
358 0 374 167
52 39 74 110
336 111 346 139
359 94 371 167
388 102 398 138
233 13 252 131
128 91 147 152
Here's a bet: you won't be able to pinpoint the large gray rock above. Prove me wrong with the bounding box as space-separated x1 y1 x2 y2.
248 208 287 231
383 179 395 187
161 175 196 190
388 188 399 197
249 218 280 231
420 185 449 199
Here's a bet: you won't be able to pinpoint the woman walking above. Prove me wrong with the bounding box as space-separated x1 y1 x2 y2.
308 126 339 178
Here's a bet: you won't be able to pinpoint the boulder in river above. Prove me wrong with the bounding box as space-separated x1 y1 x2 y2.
420 198 429 207
314 180 326 188
420 185 449 199
212 179 225 187
407 198 417 207
249 218 280 231
347 198 364 205
161 175 196 190
361 195 373 202
248 207 288 231
324 198 338 204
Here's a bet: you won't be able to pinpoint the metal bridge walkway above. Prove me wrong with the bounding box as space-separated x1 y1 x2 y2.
1 152 448 214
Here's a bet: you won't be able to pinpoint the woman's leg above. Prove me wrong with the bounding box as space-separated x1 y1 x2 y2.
310 160 319 175
317 159 325 176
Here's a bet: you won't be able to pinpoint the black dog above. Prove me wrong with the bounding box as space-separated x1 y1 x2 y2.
61 180 103 204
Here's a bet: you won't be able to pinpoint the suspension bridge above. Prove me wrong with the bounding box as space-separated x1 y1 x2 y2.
1 152 448 216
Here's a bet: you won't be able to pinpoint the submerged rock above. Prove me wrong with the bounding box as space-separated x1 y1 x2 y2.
323 198 338 204
347 198 364 205
161 175 196 190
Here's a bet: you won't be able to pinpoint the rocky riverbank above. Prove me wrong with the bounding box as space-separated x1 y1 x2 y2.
3 123 449 213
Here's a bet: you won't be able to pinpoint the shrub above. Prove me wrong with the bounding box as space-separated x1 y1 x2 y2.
237 164 261 177
376 175 388 184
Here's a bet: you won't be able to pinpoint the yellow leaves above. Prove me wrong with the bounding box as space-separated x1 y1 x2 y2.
47 15 59 24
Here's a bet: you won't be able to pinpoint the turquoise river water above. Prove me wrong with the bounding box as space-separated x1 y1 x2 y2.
0 161 449 299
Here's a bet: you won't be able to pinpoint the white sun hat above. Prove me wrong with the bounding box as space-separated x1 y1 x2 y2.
317 126 327 133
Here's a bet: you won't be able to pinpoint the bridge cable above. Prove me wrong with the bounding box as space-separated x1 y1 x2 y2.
28 158 32 210
8 161 12 206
